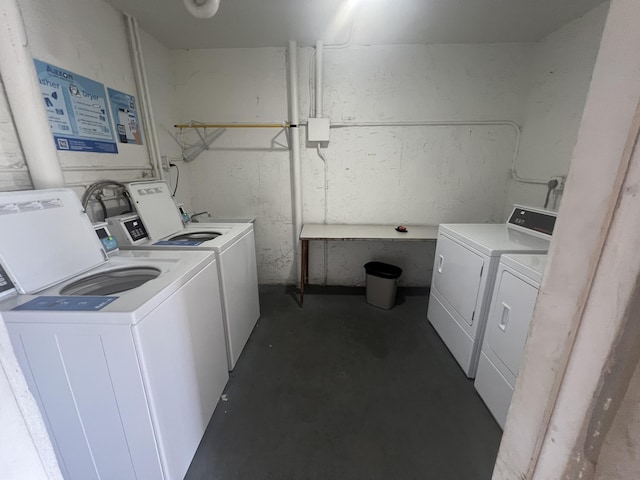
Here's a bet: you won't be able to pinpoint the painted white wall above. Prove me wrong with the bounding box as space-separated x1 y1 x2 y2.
16 0 153 185
594 357 640 480
0 80 32 191
0 0 159 223
0 319 63 479
304 44 530 286
171 47 295 284
505 3 609 213
139 29 194 212
172 44 532 285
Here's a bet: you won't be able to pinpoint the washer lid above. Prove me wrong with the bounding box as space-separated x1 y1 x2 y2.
126 180 184 240
0 189 107 294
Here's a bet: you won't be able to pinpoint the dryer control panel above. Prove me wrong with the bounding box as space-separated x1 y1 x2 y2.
507 205 557 238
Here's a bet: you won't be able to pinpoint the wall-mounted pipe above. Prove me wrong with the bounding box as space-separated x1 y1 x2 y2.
125 14 164 181
288 41 303 285
315 40 323 118
0 0 65 189
174 122 290 129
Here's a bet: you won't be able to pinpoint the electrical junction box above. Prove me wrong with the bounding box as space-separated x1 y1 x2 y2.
307 117 330 142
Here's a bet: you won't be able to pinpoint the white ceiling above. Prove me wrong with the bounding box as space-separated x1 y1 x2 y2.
104 0 607 50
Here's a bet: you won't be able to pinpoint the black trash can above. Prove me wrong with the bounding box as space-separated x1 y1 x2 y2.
364 261 403 309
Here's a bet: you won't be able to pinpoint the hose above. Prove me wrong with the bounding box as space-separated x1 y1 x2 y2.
544 179 559 209
95 193 108 220
81 180 127 211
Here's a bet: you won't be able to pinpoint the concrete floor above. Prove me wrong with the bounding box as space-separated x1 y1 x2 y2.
185 285 502 480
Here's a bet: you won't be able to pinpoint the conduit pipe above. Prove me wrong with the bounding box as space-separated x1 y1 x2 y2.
0 0 65 189
315 40 323 118
125 14 164 180
288 41 303 285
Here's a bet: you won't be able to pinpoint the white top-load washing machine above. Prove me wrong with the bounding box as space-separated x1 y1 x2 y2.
474 254 547 429
0 188 229 480
427 205 556 378
106 180 260 370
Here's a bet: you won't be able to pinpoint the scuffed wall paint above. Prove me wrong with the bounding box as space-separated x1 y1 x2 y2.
314 44 530 123
558 273 640 480
303 43 530 286
593 354 640 480
138 29 194 212
171 48 294 284
172 44 531 285
505 3 608 213
0 81 32 192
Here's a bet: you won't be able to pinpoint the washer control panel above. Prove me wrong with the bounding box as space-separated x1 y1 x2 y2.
0 263 15 297
124 217 149 242
93 222 119 254
106 213 150 246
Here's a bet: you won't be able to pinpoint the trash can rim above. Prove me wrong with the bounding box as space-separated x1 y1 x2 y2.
364 261 402 279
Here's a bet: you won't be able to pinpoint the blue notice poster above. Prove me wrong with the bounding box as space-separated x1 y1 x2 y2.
108 88 143 145
34 59 118 154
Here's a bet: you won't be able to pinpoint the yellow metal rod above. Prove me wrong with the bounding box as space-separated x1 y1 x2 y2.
174 122 290 129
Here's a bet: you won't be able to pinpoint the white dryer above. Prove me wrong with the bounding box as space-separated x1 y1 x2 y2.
474 254 546 429
427 205 556 377
107 180 260 371
0 188 228 480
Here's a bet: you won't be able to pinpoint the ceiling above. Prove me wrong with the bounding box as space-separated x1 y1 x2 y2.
104 0 607 50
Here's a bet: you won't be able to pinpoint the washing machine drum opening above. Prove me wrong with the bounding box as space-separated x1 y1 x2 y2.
169 231 222 241
60 267 162 296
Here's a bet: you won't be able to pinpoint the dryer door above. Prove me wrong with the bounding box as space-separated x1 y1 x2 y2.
432 233 485 326
486 267 539 378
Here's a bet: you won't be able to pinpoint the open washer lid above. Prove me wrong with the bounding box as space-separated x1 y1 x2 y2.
0 189 107 294
126 180 184 240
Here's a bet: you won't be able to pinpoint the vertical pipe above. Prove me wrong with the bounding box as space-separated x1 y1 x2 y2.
124 15 164 180
0 0 65 189
288 41 302 284
315 40 323 118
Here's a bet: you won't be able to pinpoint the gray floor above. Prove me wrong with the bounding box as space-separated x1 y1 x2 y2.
185 285 502 480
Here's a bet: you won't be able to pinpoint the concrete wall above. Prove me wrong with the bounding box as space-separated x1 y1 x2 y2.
594 356 640 480
171 44 531 285
171 47 296 284
505 3 609 213
0 80 32 191
0 0 156 221
139 29 194 212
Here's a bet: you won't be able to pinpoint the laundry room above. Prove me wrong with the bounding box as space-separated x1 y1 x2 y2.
2 1 640 479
